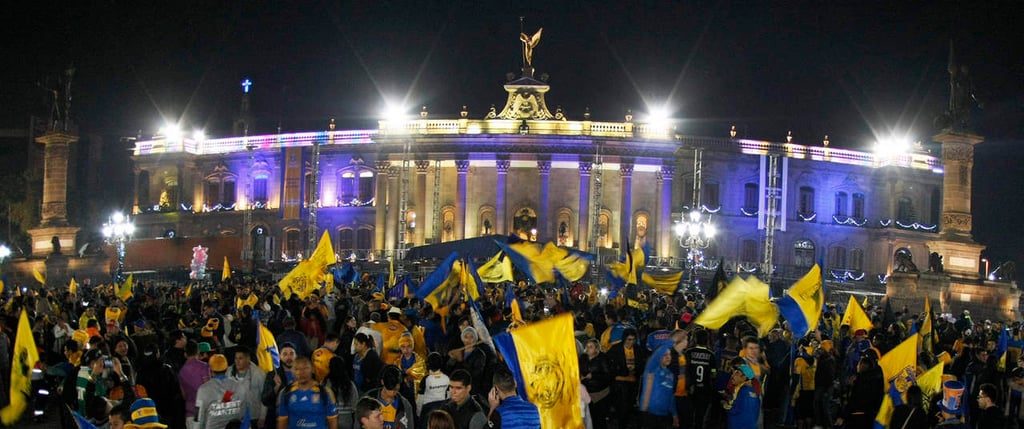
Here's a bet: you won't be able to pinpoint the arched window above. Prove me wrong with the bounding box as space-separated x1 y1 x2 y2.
597 211 611 248
834 192 848 217
852 193 865 219
356 228 373 250
634 212 648 249
557 208 574 247
285 229 301 260
741 239 759 263
743 183 758 213
702 181 720 209
897 197 915 222
850 248 864 271
338 229 355 251
794 239 815 268
798 186 815 218
337 166 376 206
204 163 237 210
442 207 457 243
829 246 847 269
479 206 496 236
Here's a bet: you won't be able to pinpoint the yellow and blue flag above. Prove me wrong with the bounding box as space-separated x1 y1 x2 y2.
641 271 683 296
387 275 416 301
477 251 514 284
605 244 645 286
873 334 918 429
416 252 462 310
256 319 280 373
917 361 945 411
997 327 1009 371
497 241 555 284
505 283 526 326
776 264 824 339
117 273 134 301
462 258 487 302
542 242 595 282
840 294 874 335
493 313 583 429
0 309 39 424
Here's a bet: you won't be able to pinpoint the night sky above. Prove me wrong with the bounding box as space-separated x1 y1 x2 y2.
3 1 1023 263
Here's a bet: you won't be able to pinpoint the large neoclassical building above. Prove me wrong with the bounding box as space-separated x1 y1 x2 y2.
117 45 1014 317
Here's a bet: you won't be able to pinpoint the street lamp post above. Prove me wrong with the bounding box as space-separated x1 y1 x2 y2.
674 208 716 287
102 212 134 283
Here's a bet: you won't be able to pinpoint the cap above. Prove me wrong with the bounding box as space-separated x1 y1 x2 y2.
125 398 168 428
208 354 228 372
389 306 403 316
198 342 212 353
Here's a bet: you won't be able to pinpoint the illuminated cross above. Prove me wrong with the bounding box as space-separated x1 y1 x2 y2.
241 78 253 93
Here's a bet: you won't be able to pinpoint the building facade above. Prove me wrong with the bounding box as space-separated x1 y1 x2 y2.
128 72 952 293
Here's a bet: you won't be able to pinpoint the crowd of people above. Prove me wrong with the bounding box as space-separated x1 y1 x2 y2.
0 269 1019 429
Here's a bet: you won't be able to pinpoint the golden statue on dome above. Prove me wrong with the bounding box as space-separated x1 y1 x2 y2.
520 27 542 68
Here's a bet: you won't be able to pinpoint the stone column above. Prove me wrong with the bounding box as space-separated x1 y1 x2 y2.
29 132 80 257
619 161 634 254
927 131 986 278
415 160 430 246
577 161 592 251
537 160 552 242
374 161 390 255
659 165 675 259
496 158 511 235
385 166 400 252
455 158 470 240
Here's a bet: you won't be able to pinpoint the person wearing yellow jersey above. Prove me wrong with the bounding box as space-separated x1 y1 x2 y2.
373 307 409 365
792 338 817 429
106 303 125 331
235 285 259 313
79 306 98 331
396 332 425 407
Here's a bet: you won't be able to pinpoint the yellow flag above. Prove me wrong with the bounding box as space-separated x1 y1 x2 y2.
0 309 39 424
920 296 934 354
478 251 514 284
117 274 134 301
68 278 78 295
222 256 231 281
874 334 919 428
917 361 945 410
307 229 337 268
862 295 869 308
695 276 778 336
493 313 582 428
840 294 873 335
184 283 193 298
641 271 683 296
278 260 323 300
32 268 45 285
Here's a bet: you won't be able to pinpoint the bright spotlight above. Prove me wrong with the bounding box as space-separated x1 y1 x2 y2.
645 106 672 127
192 130 206 141
874 135 911 157
159 123 182 141
381 103 408 122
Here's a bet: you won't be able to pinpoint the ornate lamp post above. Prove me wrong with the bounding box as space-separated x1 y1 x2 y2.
674 208 716 271
102 212 134 283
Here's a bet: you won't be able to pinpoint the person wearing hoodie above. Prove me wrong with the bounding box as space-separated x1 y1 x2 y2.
639 344 678 428
723 363 761 429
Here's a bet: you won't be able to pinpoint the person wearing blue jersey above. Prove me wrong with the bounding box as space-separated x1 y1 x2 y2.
276 356 338 429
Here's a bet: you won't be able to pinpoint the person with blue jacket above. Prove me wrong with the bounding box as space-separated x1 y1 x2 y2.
724 363 761 429
639 344 678 428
